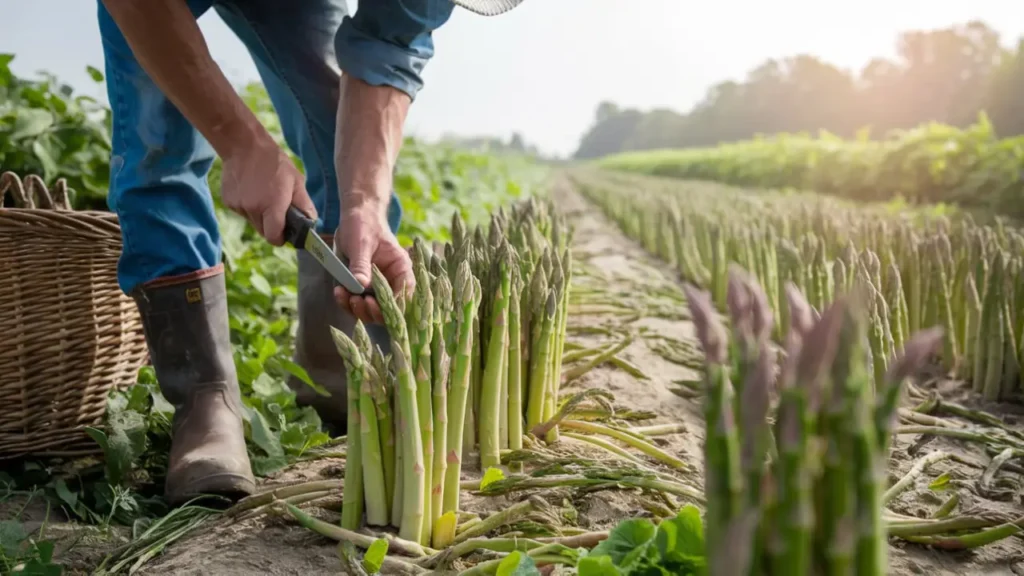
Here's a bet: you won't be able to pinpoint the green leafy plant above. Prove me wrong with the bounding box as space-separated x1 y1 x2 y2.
577 505 706 576
0 54 112 210
0 496 64 576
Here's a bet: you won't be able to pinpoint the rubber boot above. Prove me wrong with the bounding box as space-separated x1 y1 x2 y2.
286 239 392 436
130 265 256 506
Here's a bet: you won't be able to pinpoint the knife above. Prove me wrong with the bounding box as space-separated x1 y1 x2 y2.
282 205 374 298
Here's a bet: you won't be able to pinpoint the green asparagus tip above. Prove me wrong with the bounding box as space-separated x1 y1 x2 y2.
353 320 373 360
330 326 363 371
455 261 475 307
371 266 407 340
683 284 727 364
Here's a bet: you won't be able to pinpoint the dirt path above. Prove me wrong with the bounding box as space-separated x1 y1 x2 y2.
5 174 1024 575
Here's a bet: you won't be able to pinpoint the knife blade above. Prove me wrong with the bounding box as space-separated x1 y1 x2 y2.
282 205 374 298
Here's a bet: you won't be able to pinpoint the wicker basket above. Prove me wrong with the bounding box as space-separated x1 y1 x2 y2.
0 171 149 459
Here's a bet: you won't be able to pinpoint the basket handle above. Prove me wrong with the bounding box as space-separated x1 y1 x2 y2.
1 171 73 211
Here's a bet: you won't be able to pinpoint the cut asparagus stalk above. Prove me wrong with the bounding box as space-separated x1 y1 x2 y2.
443 263 480 515
479 241 513 471
372 266 425 543
334 323 389 527
430 273 453 539
332 326 364 531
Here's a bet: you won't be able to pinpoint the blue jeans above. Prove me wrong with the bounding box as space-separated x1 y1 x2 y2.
97 0 451 294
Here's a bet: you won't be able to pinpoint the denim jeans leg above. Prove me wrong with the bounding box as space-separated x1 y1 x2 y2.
212 0 404 237
212 0 398 430
97 0 221 295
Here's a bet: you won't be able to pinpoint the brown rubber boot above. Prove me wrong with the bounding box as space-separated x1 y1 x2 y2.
286 238 392 435
131 265 256 506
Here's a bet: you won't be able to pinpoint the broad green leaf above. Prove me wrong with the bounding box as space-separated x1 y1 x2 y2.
589 518 658 569
495 551 541 576
54 478 78 509
83 427 109 454
250 271 272 296
256 337 278 363
32 139 58 179
362 538 389 573
246 405 284 458
0 520 27 555
150 388 176 415
34 539 55 564
656 504 706 568
251 455 288 477
280 424 313 453
432 512 458 548
274 358 331 397
86 65 104 82
577 555 622 576
10 109 53 140
252 373 288 399
480 467 506 490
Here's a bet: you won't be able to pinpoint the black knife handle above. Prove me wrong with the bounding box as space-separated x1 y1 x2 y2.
283 205 313 249
282 205 377 300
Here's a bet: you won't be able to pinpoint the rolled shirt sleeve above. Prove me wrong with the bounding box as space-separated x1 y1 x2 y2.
334 0 456 100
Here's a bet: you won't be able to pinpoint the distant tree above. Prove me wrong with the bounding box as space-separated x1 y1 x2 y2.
573 107 644 159
508 132 525 152
573 20 1024 158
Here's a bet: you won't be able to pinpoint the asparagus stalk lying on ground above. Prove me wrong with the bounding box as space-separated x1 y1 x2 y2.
687 265 943 576
330 199 572 546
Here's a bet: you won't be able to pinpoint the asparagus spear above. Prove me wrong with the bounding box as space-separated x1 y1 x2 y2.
542 256 565 443
527 290 558 431
430 273 453 537
332 326 364 531
372 266 425 543
443 263 480 515
338 323 389 527
409 255 435 545
370 345 396 515
479 241 513 470
507 264 525 472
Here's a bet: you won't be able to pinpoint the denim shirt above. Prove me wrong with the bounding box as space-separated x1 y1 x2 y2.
335 0 456 101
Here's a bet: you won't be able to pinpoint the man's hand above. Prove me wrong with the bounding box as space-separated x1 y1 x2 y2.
334 204 414 324
101 0 314 245
220 139 318 245
332 75 415 324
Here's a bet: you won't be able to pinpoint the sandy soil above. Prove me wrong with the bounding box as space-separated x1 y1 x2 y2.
3 174 1023 575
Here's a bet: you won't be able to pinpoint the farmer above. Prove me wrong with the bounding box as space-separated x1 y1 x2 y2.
97 0 521 507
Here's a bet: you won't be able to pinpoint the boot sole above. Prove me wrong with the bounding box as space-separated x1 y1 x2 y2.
166 472 257 508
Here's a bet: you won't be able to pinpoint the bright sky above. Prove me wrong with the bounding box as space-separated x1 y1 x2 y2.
5 1 1024 157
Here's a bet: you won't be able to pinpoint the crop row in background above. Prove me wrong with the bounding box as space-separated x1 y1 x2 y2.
596 116 1024 219
571 168 1024 403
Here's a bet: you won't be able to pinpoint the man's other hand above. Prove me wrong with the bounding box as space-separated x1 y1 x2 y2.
220 138 318 246
334 204 414 325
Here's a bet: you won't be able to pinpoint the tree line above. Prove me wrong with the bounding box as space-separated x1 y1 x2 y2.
574 20 1024 159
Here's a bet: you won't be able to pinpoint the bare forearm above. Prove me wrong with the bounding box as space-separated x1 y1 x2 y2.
101 0 267 157
335 75 411 214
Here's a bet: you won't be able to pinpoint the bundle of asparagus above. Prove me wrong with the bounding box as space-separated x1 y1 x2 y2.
686 266 942 576
329 199 572 548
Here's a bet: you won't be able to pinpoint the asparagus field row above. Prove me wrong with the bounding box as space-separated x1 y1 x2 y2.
571 169 1024 402
330 198 572 548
